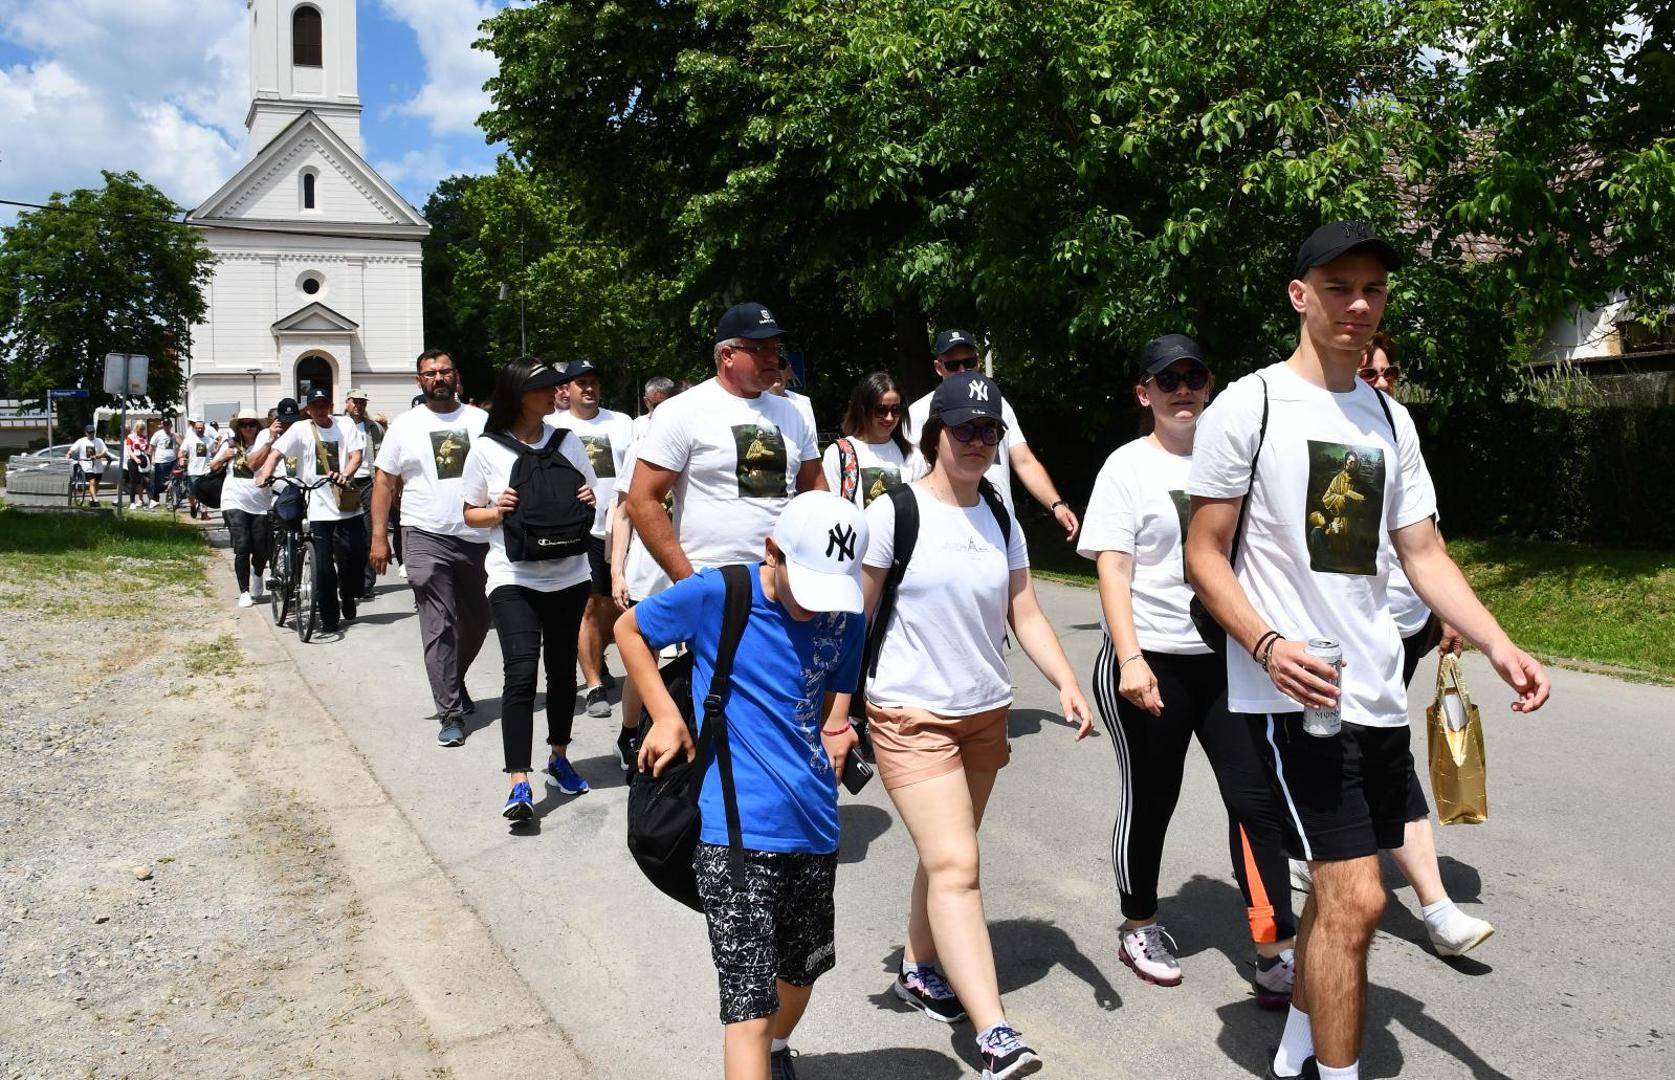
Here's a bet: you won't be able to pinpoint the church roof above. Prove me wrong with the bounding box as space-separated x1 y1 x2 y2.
273 301 360 336
187 110 429 240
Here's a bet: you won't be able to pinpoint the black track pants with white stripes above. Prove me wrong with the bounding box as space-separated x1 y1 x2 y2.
1092 637 1297 941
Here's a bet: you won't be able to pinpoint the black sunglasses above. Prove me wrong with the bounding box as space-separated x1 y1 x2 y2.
948 421 1002 446
871 404 904 418
941 356 982 373
1150 367 1210 393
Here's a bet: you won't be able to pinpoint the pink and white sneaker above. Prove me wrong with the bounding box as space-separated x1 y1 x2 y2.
1119 923 1183 986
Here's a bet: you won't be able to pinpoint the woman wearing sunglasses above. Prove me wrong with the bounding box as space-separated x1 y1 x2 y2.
212 411 277 608
822 372 919 507
861 371 1094 1080
1080 334 1301 1005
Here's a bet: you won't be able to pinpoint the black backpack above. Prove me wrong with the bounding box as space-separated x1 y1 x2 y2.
487 430 593 561
850 480 1011 719
626 563 753 911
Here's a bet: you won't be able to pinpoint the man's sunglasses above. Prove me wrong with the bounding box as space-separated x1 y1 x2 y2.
949 421 1002 446
871 404 904 418
941 356 982 373
1358 365 1399 384
1149 367 1210 393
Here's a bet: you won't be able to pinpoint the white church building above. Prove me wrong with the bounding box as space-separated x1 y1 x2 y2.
183 0 428 423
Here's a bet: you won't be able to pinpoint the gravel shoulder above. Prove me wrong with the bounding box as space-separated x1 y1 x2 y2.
0 511 576 1079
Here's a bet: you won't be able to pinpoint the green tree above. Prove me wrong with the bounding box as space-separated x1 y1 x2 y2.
0 171 213 429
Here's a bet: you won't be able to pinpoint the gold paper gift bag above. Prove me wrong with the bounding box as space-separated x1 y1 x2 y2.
1426 654 1488 825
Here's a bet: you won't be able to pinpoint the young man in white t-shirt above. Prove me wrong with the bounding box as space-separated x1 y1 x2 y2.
626 302 825 583
903 329 1080 541
255 387 367 633
67 425 111 504
1185 221 1550 1080
181 416 214 520
147 418 179 503
548 359 638 719
372 349 491 743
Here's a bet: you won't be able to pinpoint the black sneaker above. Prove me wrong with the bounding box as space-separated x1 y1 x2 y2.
437 715 466 747
341 598 357 623
977 1025 1041 1079
892 967 966 1023
584 685 611 718
1268 1056 1320 1080
769 1047 799 1080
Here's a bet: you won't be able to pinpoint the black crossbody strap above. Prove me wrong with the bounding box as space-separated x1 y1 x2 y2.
706 564 754 890
864 484 919 679
1224 374 1270 574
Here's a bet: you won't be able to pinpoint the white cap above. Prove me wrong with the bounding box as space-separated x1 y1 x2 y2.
188 413 203 423
771 491 869 614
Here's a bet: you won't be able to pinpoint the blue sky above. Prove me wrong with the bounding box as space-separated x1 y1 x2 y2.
0 1 506 222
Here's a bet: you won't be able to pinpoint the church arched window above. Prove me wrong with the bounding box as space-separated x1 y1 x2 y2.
293 6 323 67
301 169 317 210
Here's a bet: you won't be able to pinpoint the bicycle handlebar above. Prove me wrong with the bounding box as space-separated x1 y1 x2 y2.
263 475 343 491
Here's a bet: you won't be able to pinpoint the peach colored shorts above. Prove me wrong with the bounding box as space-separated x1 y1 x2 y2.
865 701 1011 790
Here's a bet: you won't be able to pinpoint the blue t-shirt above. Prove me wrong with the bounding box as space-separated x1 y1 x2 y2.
633 565 865 855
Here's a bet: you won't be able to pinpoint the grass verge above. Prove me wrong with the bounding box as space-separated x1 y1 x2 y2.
0 505 209 618
1024 516 1675 682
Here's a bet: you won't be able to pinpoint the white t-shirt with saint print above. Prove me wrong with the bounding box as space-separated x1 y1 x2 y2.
1078 438 1208 654
183 430 213 476
270 416 366 523
820 437 919 509
1187 361 1437 728
375 403 489 541
221 430 276 515
905 390 1026 510
862 484 1030 715
549 407 635 540
635 377 819 570
69 437 108 472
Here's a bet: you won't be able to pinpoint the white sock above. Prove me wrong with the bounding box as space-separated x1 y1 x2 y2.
770 1037 789 1053
901 959 928 976
1318 1061 1359 1080
1271 1005 1314 1076
1421 898 1458 930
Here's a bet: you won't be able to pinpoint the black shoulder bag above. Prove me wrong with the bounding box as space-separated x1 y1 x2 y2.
625 563 754 911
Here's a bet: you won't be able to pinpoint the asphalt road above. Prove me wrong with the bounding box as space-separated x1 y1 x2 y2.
245 555 1673 1079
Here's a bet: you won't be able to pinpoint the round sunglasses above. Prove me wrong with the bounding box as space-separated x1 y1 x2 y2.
949 421 1002 446
1148 367 1210 393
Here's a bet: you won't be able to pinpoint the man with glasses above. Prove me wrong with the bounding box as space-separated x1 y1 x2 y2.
628 302 825 583
370 349 492 746
548 359 637 719
905 329 1080 541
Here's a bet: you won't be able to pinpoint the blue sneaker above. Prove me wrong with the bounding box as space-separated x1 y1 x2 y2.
545 755 590 795
502 781 534 821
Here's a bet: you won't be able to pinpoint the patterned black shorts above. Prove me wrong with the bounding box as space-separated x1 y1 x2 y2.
693 843 838 1024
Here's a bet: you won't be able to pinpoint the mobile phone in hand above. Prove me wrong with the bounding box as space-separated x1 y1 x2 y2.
841 746 875 795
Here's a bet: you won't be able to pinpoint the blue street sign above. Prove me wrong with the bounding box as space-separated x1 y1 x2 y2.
48 388 90 398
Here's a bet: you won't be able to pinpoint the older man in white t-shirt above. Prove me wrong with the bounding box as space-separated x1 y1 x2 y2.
627 302 824 583
1185 221 1550 1080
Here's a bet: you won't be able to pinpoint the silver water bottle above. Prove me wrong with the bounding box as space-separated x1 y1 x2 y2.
1302 638 1345 737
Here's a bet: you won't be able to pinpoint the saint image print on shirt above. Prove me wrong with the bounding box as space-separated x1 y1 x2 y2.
1304 440 1385 576
860 465 901 506
732 423 788 499
233 450 254 479
580 434 616 478
429 428 469 480
315 435 341 476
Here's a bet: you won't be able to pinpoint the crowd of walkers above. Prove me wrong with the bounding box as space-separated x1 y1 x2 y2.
207 220 1548 1080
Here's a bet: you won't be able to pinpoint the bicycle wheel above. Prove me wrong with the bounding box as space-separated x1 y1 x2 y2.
270 530 292 627
295 534 319 643
69 472 87 508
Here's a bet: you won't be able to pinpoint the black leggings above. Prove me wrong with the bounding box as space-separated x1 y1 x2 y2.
1092 638 1297 942
489 581 590 772
223 509 272 593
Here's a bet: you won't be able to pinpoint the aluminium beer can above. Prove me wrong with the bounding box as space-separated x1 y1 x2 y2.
1302 638 1345 737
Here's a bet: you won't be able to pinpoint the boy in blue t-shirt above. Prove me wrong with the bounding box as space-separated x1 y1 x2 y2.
616 492 869 1080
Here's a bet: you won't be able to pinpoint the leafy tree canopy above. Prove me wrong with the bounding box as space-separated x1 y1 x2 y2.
0 171 213 423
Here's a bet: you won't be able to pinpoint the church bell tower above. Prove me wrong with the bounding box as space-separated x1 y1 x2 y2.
245 0 364 157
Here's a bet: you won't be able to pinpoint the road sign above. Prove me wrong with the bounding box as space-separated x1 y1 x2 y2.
48 388 90 398
103 353 149 397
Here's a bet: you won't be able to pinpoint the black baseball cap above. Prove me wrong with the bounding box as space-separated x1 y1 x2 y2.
565 359 598 381
519 363 572 392
275 397 301 423
305 387 331 406
715 302 786 343
83 423 95 433
1139 334 1207 378
1295 221 1403 278
933 328 979 357
930 371 1007 430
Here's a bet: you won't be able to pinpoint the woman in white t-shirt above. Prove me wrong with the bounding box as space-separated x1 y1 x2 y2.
461 359 598 823
860 372 1093 1079
821 371 919 507
122 420 153 508
1080 334 1299 1002
211 411 276 608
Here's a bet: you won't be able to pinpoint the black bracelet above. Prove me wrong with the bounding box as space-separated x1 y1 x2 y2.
1260 635 1283 671
1051 499 1068 510
1252 630 1281 667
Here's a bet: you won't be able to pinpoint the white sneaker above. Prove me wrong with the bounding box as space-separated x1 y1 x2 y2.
1289 859 1312 894
398 562 407 579
1118 923 1182 987
237 592 254 608
1427 905 1495 957
1250 947 1294 1008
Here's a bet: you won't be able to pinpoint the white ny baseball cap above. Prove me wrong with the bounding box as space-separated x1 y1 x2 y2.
771 492 869 614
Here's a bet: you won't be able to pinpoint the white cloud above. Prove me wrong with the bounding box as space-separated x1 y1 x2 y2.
377 0 501 136
373 145 495 208
0 0 245 212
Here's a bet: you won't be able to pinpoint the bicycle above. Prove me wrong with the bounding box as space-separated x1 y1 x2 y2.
162 466 191 514
68 464 90 508
265 475 338 643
